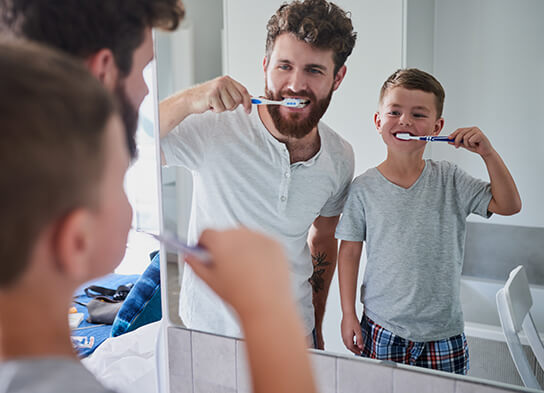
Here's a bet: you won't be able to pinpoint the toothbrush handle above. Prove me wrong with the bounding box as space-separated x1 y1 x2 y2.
420 136 454 142
251 97 278 105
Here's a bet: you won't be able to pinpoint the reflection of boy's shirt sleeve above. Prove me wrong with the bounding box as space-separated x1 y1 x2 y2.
335 175 366 242
161 111 220 171
451 162 493 218
319 142 355 218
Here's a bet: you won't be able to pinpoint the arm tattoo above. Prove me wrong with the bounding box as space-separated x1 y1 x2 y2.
309 252 331 294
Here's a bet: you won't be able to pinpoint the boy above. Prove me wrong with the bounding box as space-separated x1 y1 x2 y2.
336 68 521 374
0 41 316 393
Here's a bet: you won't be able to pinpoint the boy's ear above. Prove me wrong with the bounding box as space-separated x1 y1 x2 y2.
432 117 445 136
54 209 96 282
374 111 382 134
332 65 347 91
85 49 119 91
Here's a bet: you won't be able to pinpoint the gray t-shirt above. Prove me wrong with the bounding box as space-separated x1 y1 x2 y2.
0 358 115 393
335 160 492 341
162 106 354 337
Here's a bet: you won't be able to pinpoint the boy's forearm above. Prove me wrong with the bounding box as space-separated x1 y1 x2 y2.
338 242 362 317
482 149 522 215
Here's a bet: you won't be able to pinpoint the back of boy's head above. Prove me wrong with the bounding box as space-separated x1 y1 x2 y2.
0 40 117 289
379 68 445 118
265 0 357 74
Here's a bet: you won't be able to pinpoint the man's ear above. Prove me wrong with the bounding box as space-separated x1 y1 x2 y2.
85 49 119 91
263 56 269 74
374 111 382 134
54 209 96 282
432 117 445 136
332 65 347 91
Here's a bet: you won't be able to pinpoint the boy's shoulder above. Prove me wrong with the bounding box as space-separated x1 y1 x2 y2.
352 167 379 185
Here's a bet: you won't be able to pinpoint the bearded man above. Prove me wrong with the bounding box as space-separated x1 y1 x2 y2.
159 0 357 349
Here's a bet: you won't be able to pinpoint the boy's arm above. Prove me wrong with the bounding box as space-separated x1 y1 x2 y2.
308 215 340 350
449 127 522 215
159 75 252 138
185 228 317 393
338 240 364 354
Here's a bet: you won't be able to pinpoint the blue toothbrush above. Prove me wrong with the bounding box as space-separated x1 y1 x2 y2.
251 96 308 108
396 133 454 142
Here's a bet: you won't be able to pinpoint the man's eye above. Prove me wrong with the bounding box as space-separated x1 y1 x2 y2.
279 64 291 70
308 68 323 74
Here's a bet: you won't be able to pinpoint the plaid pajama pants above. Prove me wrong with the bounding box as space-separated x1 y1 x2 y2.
359 314 469 375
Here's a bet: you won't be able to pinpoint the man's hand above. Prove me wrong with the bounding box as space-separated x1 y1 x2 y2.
448 126 494 157
159 75 252 137
341 313 363 355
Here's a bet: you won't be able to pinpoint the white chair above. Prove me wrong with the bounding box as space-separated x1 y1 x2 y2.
496 265 544 390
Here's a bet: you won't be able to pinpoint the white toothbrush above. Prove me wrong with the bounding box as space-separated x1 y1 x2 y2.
251 96 308 108
138 230 212 264
396 133 454 142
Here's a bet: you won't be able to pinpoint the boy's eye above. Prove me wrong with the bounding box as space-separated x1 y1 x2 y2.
388 111 400 116
413 113 427 118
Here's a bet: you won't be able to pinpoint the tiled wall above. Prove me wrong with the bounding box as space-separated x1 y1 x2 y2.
167 327 540 393
463 223 544 286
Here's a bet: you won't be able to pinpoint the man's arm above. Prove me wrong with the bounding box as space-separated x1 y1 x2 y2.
308 215 340 349
449 127 522 215
159 75 252 138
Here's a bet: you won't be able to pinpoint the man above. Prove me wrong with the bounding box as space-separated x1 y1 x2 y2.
0 41 318 393
0 0 185 158
160 0 357 348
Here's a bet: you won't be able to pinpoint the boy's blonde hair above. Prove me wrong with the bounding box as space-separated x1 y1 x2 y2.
379 68 445 118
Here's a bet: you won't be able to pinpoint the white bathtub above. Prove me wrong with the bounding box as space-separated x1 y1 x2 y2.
460 276 544 344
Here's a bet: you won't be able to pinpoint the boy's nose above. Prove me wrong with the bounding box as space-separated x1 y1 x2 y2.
399 114 412 126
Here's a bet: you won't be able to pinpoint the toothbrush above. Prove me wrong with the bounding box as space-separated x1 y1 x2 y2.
251 96 308 108
138 230 212 264
396 133 454 142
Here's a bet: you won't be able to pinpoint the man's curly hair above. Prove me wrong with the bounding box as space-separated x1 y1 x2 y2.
265 0 357 74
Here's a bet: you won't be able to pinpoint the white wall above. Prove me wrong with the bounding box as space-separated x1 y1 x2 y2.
431 0 544 228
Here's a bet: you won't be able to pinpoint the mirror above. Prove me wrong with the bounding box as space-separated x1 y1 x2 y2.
155 0 543 389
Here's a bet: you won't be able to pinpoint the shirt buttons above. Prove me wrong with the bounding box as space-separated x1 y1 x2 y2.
280 196 287 202
284 172 291 178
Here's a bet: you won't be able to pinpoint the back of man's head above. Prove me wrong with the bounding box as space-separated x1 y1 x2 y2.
0 40 116 288
0 0 185 158
0 0 184 77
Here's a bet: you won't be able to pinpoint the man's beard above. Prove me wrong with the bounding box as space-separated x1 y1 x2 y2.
114 80 139 159
264 84 333 139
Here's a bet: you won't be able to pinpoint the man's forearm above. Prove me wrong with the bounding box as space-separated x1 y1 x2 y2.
309 239 338 331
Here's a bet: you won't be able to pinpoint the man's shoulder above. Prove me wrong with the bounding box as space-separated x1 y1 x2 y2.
0 358 114 393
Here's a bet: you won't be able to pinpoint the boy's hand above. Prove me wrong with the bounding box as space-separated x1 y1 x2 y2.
341 313 363 355
448 127 495 157
184 227 291 317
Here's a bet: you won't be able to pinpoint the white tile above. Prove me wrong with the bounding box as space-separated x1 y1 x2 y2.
192 331 237 393
455 380 523 393
338 357 394 393
236 340 252 393
393 367 455 393
310 352 337 393
168 327 193 393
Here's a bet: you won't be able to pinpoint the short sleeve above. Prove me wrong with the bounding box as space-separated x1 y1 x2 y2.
319 143 355 217
161 111 218 171
452 163 493 218
335 178 367 241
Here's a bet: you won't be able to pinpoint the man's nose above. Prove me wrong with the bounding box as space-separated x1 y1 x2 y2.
286 69 307 93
